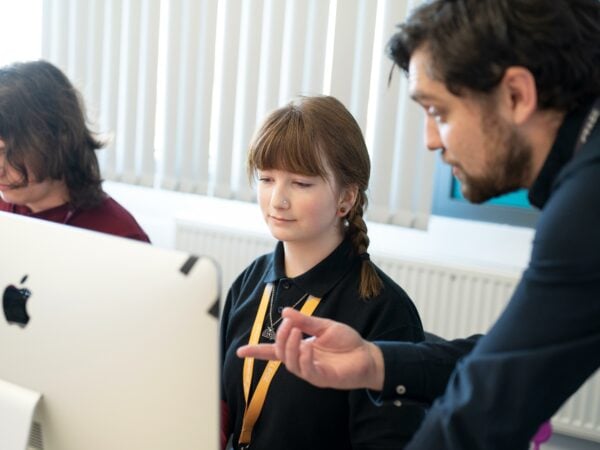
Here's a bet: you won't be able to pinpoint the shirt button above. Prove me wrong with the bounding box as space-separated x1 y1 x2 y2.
396 385 406 395
393 400 402 407
281 280 291 289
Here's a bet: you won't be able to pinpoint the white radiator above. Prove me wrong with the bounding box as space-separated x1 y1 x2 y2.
175 220 600 443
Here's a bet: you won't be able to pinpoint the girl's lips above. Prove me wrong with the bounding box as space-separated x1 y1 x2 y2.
270 215 294 223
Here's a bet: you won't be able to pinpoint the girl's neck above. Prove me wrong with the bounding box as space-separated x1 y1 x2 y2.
283 232 344 278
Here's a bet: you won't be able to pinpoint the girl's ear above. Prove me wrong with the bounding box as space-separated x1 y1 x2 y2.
337 184 358 217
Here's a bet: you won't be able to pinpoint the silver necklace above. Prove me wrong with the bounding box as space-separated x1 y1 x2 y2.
261 287 308 340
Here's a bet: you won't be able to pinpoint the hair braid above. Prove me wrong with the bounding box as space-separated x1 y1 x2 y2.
346 191 383 299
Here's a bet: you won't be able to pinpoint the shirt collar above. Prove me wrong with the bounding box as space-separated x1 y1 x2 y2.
528 99 597 209
264 238 358 299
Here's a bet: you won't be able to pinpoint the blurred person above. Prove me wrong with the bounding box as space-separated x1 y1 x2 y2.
0 60 149 242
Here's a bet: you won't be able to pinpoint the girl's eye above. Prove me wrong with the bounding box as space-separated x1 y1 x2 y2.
293 181 312 188
258 177 273 183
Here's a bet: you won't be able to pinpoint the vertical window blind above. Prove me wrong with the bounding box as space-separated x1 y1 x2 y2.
42 0 434 229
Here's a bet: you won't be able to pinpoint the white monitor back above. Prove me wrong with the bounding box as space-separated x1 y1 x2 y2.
0 211 220 450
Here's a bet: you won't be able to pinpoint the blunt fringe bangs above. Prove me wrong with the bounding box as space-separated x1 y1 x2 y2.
247 96 371 198
247 104 330 182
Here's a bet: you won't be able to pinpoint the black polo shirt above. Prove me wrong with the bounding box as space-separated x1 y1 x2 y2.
222 238 426 449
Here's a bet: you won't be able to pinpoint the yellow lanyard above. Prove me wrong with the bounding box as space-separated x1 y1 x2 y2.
239 283 321 447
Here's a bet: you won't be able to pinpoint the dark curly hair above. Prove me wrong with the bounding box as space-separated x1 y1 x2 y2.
387 0 600 111
0 60 104 209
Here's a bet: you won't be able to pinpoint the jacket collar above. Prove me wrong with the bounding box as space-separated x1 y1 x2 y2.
529 99 598 209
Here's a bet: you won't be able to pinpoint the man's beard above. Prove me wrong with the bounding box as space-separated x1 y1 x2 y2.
461 114 532 204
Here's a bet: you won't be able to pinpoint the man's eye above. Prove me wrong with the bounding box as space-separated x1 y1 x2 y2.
426 106 439 116
426 106 446 123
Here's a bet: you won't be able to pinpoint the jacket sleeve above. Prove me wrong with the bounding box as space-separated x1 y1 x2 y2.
350 324 429 450
376 335 480 405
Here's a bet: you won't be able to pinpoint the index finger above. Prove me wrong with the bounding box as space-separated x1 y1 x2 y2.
236 343 279 360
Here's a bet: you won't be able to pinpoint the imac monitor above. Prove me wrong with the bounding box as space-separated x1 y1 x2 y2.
0 211 220 450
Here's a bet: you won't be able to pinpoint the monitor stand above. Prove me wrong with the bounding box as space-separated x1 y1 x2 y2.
0 379 41 450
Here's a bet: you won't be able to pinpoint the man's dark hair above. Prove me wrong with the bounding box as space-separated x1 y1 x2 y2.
0 60 104 209
387 0 600 111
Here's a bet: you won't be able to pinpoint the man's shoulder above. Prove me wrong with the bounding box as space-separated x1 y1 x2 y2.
530 149 600 281
554 127 600 187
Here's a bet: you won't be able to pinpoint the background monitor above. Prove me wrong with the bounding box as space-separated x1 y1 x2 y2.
0 211 220 450
432 157 540 228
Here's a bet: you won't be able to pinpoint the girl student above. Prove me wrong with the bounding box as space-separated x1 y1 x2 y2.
221 95 426 450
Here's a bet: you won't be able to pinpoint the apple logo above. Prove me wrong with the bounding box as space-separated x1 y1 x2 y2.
3 275 32 327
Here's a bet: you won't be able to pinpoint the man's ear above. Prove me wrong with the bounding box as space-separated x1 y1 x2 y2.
338 184 359 217
499 67 538 125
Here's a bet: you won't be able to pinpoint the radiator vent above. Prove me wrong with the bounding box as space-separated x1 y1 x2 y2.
175 220 600 443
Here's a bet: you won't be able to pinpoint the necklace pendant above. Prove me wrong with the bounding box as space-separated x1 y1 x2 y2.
262 326 276 340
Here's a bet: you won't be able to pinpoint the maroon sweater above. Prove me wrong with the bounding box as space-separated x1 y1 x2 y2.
0 196 150 243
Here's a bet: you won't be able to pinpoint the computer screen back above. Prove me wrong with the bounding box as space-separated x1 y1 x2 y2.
0 211 220 450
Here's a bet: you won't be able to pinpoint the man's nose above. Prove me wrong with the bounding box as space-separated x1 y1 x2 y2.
424 116 443 151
